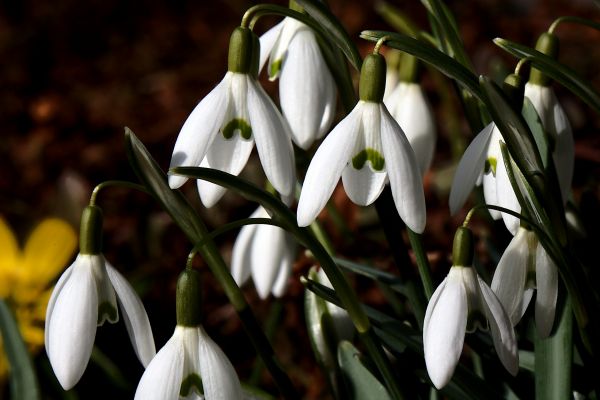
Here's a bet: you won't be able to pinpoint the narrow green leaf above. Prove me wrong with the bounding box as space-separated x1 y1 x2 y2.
337 341 392 400
494 38 600 114
295 0 363 70
521 97 550 169
0 300 40 400
361 30 481 99
374 1 419 37
333 257 408 294
535 295 572 400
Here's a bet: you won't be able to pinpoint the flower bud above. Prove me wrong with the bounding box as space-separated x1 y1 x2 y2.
228 26 256 74
359 53 386 103
176 268 203 327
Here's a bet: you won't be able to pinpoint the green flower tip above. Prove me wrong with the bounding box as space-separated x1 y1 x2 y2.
352 148 385 171
176 268 203 327
529 32 559 86
80 205 103 255
359 53 386 103
228 26 259 75
452 227 474 267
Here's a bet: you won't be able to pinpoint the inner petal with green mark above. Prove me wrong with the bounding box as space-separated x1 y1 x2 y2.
97 301 118 325
484 157 497 176
351 148 385 171
180 373 203 397
222 118 252 140
269 58 283 80
466 310 488 333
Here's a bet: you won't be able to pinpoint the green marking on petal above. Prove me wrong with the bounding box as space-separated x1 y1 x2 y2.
222 118 252 140
466 310 488 333
269 59 283 79
97 301 118 325
180 373 204 397
484 157 497 176
351 148 385 171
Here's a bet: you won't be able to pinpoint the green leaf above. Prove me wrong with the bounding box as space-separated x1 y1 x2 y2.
294 0 363 70
337 341 392 400
374 1 419 37
0 300 40 400
535 295 573 400
360 30 481 99
333 257 408 294
494 38 600 114
521 97 550 169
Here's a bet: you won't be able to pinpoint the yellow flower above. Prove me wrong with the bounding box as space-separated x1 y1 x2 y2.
0 217 77 381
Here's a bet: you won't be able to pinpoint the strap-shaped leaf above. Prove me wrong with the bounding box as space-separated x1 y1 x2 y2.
494 38 600 114
337 341 392 400
0 300 40 400
361 30 481 99
295 0 362 70
522 97 550 169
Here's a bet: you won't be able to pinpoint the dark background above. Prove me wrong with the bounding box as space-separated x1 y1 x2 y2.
1 0 599 398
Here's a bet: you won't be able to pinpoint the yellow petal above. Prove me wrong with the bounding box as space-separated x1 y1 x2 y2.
0 218 20 297
21 218 77 287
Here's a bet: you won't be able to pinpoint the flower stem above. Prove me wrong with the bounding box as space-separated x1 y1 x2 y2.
548 16 600 35
89 180 148 206
406 228 434 299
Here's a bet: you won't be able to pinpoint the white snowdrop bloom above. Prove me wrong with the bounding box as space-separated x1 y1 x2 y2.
385 81 436 176
45 254 156 389
45 206 155 390
169 27 295 207
297 54 426 233
134 325 242 400
231 206 295 299
491 226 558 338
449 122 521 234
424 228 518 389
524 82 574 203
259 17 336 150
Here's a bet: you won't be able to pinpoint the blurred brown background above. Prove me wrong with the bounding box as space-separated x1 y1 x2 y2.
1 0 599 398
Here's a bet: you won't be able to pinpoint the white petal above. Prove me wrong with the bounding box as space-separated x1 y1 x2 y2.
535 243 558 338
482 171 501 220
180 327 202 398
258 20 285 73
45 264 74 356
550 97 574 203
106 262 156 367
490 229 528 325
270 233 296 297
279 28 336 149
342 164 387 206
198 327 243 400
495 153 521 235
169 76 229 189
297 104 363 226
267 18 303 80
247 78 296 197
449 122 495 215
47 255 98 390
205 121 255 176
134 329 184 400
91 255 118 326
196 158 228 208
423 271 467 389
478 276 519 376
230 208 266 287
251 223 291 299
389 83 436 176
380 105 426 233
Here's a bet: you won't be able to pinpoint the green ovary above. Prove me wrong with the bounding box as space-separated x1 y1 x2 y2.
222 118 252 140
97 302 118 324
180 373 203 396
485 157 497 176
351 148 385 171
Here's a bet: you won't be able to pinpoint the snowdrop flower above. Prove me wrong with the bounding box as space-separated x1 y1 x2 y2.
231 206 295 299
169 27 295 207
385 81 436 176
491 226 558 338
449 122 521 234
524 82 574 203
45 206 155 390
135 269 242 400
297 53 426 233
259 17 336 149
424 227 518 389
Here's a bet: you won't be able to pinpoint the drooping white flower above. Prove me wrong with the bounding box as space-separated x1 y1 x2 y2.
384 81 437 176
134 325 242 400
491 226 558 338
45 254 156 390
231 206 295 299
169 27 296 208
449 122 521 234
524 82 574 203
424 228 518 389
259 17 336 150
